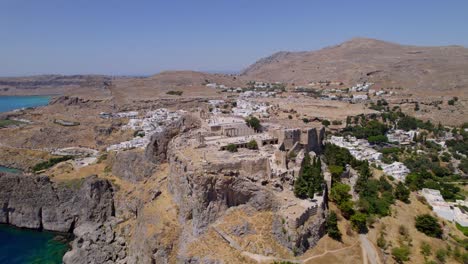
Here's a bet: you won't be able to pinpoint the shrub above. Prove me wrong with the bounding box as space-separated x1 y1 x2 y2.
377 233 387 249
302 118 310 123
395 182 410 203
226 144 238 153
166 90 183 96
322 120 331 127
420 241 432 257
436 249 447 263
392 245 411 263
332 120 342 125
415 214 442 238
246 139 258 150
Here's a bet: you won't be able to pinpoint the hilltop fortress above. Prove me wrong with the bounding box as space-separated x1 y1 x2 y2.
166 108 329 259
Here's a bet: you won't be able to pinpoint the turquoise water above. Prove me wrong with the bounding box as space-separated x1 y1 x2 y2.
0 165 21 173
0 95 67 263
0 95 51 113
0 225 70 264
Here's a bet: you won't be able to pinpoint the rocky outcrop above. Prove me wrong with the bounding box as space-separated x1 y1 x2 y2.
0 172 126 263
111 114 200 183
145 114 200 164
111 150 157 183
272 197 328 254
0 172 114 232
168 151 275 235
63 219 128 264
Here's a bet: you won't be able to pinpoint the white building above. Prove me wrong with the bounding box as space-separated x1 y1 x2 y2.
382 162 410 181
421 188 455 221
107 109 182 151
352 94 369 102
420 188 468 227
328 136 409 181
386 129 416 145
232 99 270 118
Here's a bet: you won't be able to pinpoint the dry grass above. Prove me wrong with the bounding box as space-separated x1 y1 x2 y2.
367 193 466 264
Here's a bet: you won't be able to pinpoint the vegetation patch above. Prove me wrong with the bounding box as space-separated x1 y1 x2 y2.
415 214 443 238
32 155 73 172
166 90 183 96
0 119 24 128
245 116 261 132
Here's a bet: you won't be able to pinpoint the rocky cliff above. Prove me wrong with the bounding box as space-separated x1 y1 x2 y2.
111 114 200 183
0 172 114 232
0 172 128 264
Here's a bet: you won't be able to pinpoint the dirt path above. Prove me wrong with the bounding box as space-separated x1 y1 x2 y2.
301 242 359 263
240 242 359 263
359 234 382 264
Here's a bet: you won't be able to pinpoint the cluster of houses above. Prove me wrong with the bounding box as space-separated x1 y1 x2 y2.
421 188 468 227
350 83 373 92
232 99 270 118
328 135 410 180
239 91 276 98
387 129 417 145
107 109 182 151
381 162 410 181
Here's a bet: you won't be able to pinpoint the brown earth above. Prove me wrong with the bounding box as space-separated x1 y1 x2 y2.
242 38 468 96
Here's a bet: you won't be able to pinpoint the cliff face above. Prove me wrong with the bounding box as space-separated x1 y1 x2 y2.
111 114 200 183
0 172 114 232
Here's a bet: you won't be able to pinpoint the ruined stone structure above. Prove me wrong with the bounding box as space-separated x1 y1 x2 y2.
275 127 325 154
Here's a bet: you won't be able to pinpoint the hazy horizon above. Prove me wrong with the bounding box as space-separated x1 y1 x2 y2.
1 0 468 77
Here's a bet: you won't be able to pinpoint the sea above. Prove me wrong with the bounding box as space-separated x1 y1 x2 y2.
0 225 69 264
0 95 51 113
1 96 69 264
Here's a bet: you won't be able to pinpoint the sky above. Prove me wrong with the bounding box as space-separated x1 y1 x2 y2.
1 0 467 76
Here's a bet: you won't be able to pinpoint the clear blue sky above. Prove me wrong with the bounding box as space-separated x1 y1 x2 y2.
1 0 467 76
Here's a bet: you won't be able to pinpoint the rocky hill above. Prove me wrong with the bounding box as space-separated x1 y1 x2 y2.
241 38 468 95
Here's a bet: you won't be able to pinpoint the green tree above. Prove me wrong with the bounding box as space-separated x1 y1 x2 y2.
338 200 355 219
245 116 261 132
329 165 344 182
415 214 443 238
350 212 368 233
322 120 331 127
330 183 351 205
294 175 308 199
326 211 342 241
395 182 410 203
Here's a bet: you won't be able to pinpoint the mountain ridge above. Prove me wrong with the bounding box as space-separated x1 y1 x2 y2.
241 38 468 93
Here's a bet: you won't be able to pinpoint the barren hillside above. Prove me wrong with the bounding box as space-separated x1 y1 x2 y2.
242 38 468 95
